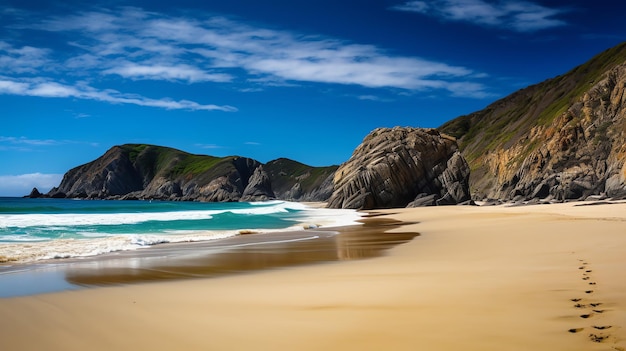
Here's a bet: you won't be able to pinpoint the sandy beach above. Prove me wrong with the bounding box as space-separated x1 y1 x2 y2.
1 202 625 351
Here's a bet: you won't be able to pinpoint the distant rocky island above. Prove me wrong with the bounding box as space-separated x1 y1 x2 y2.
32 42 626 208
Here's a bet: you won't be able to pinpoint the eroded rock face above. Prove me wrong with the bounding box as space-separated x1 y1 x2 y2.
483 63 626 201
440 44 626 202
49 146 143 198
240 166 275 202
327 127 471 209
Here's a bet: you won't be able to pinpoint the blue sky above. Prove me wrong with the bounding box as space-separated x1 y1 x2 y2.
1 0 624 196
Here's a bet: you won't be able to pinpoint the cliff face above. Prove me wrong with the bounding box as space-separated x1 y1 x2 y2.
327 127 471 209
440 43 626 201
48 145 333 202
264 158 337 202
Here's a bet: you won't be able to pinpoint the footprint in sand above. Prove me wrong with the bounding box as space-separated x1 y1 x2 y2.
583 277 590 280
590 302 602 307
585 290 594 294
589 333 609 343
589 282 597 285
580 313 594 319
574 303 587 308
568 328 584 333
571 298 582 302
593 325 612 330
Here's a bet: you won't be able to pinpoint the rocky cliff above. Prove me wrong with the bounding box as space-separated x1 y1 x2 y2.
264 158 337 202
327 127 471 209
440 42 626 201
47 144 333 202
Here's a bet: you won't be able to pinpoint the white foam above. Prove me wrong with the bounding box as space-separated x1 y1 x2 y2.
0 230 242 263
0 211 214 228
0 201 363 263
0 201 313 228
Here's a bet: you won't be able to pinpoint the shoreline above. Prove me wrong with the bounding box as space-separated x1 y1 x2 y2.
0 216 416 298
1 202 625 350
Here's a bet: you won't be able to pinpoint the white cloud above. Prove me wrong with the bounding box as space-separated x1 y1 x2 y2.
0 77 237 112
11 7 490 98
391 0 567 32
195 143 224 149
358 95 387 102
103 63 233 83
0 136 61 146
0 41 53 73
0 173 63 197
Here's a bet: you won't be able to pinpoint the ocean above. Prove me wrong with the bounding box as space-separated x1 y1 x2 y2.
0 198 361 263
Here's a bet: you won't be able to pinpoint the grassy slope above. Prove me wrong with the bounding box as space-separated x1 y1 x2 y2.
265 158 338 195
119 144 231 183
439 42 626 172
118 145 337 195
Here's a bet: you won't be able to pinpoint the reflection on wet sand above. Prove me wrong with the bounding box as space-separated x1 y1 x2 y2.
65 218 419 286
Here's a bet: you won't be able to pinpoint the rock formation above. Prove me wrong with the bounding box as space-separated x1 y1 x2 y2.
264 158 337 202
327 127 471 209
439 42 626 201
240 166 275 202
46 144 336 203
26 187 42 198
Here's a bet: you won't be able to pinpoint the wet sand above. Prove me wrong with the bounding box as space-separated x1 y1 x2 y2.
0 217 417 296
1 202 626 350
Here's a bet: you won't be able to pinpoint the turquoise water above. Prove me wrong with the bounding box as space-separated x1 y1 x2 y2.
0 198 360 262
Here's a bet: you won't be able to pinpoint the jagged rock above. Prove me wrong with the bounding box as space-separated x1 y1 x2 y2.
26 187 42 198
51 146 143 197
240 166 275 202
407 194 438 207
327 127 471 209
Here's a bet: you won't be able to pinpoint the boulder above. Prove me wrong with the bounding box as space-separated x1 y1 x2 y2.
327 127 471 209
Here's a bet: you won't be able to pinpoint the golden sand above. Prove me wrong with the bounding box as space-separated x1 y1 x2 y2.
1 202 625 351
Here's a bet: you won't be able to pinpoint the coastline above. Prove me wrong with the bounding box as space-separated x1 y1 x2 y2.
1 202 625 350
0 215 415 297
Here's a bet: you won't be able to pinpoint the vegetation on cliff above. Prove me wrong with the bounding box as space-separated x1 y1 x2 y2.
48 144 335 202
439 42 626 201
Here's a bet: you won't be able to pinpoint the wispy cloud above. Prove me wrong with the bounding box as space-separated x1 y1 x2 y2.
103 63 233 83
0 77 237 111
391 0 568 32
0 136 60 146
0 136 100 151
0 41 53 74
0 173 63 196
195 143 225 149
3 6 491 99
357 95 389 102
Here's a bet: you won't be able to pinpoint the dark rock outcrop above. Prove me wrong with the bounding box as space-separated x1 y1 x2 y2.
327 127 471 209
240 166 275 202
26 187 42 198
